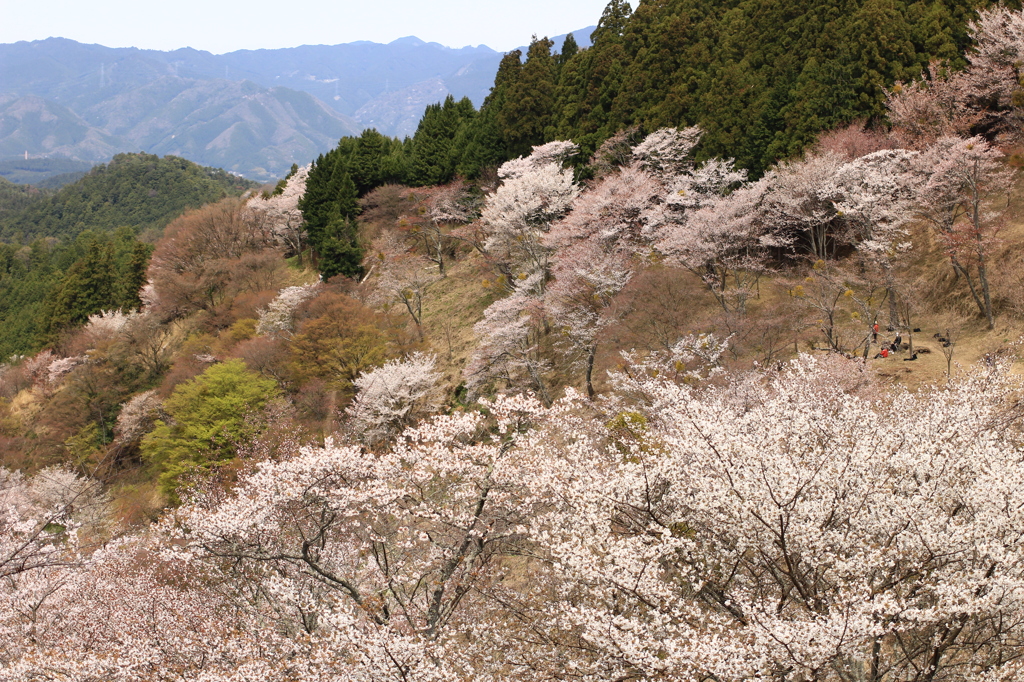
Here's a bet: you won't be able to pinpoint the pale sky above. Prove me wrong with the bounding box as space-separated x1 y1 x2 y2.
0 0 609 53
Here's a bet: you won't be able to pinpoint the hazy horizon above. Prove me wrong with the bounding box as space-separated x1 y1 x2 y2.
2 0 609 55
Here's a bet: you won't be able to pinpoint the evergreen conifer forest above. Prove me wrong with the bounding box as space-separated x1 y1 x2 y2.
10 2 1024 680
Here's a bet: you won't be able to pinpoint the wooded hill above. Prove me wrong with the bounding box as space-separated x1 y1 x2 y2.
0 153 256 242
0 153 256 359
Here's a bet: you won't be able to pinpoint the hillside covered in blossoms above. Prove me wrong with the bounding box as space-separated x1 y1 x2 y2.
8 2 1024 680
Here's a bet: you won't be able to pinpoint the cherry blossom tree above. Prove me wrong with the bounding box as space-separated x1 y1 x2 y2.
170 395 559 680
546 162 665 256
346 352 444 444
256 282 321 338
480 142 580 283
0 468 112 676
886 7 1024 144
957 6 1024 136
2 532 295 682
542 162 670 395
528 356 1024 682
0 467 107 581
814 120 897 160
663 155 748 213
834 148 921 327
8 358 1024 680
412 180 475 277
631 126 703 177
465 284 553 404
83 309 144 339
913 136 1013 329
609 332 730 395
885 64 975 148
245 164 310 261
112 389 162 447
495 139 580 179
464 142 584 401
762 151 846 260
366 232 439 340
545 242 632 398
657 176 780 313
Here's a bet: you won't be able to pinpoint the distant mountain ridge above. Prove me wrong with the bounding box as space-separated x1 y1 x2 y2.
0 29 594 181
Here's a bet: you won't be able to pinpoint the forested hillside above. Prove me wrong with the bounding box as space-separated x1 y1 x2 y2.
0 153 256 359
0 176 44 223
10 1 1024 680
0 152 255 241
546 0 977 172
0 157 92 186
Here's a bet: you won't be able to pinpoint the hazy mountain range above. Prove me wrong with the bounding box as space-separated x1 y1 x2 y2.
0 30 593 182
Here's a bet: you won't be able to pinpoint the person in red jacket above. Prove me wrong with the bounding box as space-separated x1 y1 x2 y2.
873 321 879 343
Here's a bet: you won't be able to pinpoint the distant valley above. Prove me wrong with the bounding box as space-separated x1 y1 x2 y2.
0 31 592 181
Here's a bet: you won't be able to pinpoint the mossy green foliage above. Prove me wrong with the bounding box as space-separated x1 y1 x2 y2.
0 152 257 242
140 359 281 503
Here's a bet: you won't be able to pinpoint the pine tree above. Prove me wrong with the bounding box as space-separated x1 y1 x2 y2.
318 217 363 280
501 37 558 156
591 0 632 45
297 153 334 249
330 171 359 223
455 105 507 178
409 96 474 186
351 128 390 194
558 33 580 68
455 51 525 176
118 240 152 310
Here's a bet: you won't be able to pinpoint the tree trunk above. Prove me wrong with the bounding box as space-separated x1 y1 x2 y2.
403 296 425 341
584 343 597 399
977 255 995 330
951 256 987 323
887 288 899 329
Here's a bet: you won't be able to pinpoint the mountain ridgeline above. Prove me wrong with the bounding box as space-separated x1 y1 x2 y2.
0 32 593 181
